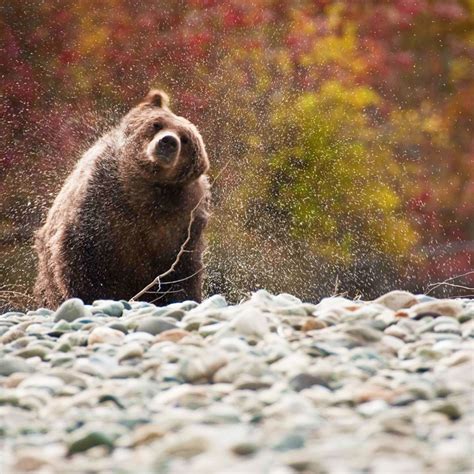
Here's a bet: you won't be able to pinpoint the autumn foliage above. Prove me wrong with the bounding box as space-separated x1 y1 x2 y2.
1 0 473 305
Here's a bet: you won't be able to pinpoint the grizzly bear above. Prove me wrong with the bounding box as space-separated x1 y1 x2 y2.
34 90 210 308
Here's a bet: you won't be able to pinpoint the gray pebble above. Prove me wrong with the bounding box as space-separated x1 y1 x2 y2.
0 357 34 376
135 317 177 335
54 298 91 322
290 373 330 392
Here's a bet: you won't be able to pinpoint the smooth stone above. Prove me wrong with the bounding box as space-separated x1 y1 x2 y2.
275 306 308 316
431 401 461 420
275 293 302 306
318 312 341 326
13 455 49 472
88 326 125 345
384 325 409 340
54 298 91 322
232 309 269 338
124 332 155 344
235 380 272 390
374 291 417 311
357 399 389 416
51 320 72 334
168 300 199 312
406 381 436 399
155 329 191 343
197 294 227 310
118 343 144 361
50 354 75 368
35 308 54 316
50 370 88 388
375 311 398 328
158 430 209 459
198 321 228 336
1 311 25 318
434 323 461 335
203 403 241 423
179 352 228 382
0 357 34 376
135 317 177 335
67 431 114 455
289 373 330 392
98 394 126 409
410 300 463 319
273 433 305 452
231 441 259 456
458 309 474 323
345 324 382 342
162 309 186 321
7 335 33 350
119 299 132 310
1 327 25 344
92 300 124 317
110 367 141 378
18 375 64 394
381 335 405 352
416 316 458 334
129 424 164 446
107 322 128 334
15 346 49 360
302 318 327 331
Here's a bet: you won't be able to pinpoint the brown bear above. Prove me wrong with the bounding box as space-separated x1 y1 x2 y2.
34 90 210 308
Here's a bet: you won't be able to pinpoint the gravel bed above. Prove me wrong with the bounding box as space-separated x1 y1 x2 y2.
1 290 473 473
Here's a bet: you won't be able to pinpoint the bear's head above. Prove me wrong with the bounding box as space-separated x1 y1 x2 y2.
119 90 209 185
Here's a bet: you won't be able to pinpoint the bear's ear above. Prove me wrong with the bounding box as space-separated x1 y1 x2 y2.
142 89 170 108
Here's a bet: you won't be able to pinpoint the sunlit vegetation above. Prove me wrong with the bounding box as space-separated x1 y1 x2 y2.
1 0 473 304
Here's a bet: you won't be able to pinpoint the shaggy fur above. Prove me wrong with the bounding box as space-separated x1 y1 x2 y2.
34 90 210 308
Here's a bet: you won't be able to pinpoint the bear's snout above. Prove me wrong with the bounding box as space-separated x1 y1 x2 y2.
157 134 179 156
147 130 181 166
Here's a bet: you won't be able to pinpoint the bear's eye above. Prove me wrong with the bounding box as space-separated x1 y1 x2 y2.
181 135 189 145
153 122 163 132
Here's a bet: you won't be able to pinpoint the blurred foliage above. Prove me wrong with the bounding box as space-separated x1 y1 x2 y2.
1 0 473 306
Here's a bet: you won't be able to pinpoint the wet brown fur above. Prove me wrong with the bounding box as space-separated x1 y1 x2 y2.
34 90 210 308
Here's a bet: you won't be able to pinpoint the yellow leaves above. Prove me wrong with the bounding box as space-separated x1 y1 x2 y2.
255 78 418 260
303 22 366 74
318 81 380 109
450 57 473 83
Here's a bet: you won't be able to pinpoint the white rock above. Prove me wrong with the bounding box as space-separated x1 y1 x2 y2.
374 291 417 311
179 351 228 382
118 343 144 360
232 309 269 338
88 326 125 346
381 335 405 353
410 300 464 318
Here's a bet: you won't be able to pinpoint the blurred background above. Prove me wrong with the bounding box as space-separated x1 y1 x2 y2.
1 0 473 309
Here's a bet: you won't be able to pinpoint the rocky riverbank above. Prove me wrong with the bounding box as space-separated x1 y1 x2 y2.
1 291 473 473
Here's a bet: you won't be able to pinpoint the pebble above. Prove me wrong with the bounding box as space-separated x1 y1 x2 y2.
88 326 125 345
67 431 114 455
15 346 49 359
0 291 472 473
135 317 177 335
374 290 417 310
289 373 330 392
410 299 464 319
179 351 228 382
91 300 124 317
301 318 327 331
0 357 34 375
232 309 269 338
117 343 143 361
54 298 91 322
155 328 191 343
